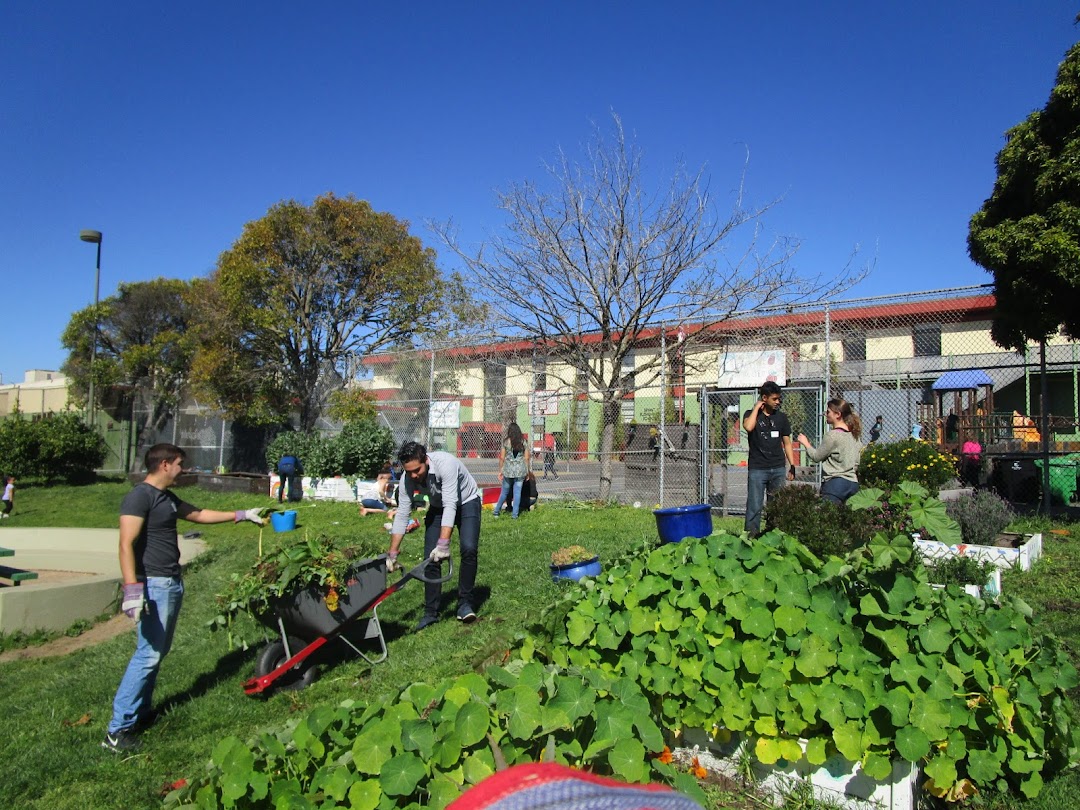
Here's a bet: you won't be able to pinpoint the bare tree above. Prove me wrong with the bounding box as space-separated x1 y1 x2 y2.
435 115 856 499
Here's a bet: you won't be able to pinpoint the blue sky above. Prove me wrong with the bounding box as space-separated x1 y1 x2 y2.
2 2 1077 385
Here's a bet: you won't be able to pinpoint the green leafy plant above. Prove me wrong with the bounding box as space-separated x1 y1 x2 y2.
858 439 957 495
209 531 384 647
265 419 394 478
0 411 107 483
945 489 1014 547
551 545 597 566
763 484 864 558
531 519 1079 801
164 664 708 808
924 555 995 588
847 481 962 546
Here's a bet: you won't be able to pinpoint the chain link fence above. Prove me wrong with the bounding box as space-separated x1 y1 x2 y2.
113 284 1080 511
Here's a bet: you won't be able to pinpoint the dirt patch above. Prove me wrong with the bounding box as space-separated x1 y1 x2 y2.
0 614 131 663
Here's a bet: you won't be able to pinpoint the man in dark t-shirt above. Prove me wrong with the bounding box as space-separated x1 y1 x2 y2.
742 380 797 536
102 443 267 754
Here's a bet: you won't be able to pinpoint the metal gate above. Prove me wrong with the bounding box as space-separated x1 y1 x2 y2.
700 384 825 515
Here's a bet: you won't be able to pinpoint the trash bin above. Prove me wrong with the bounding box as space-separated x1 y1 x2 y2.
991 456 1039 503
1035 458 1078 505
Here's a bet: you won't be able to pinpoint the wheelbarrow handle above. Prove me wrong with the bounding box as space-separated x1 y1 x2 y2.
405 554 453 584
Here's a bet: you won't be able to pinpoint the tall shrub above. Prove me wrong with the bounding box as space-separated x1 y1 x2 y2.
265 420 393 478
0 412 106 483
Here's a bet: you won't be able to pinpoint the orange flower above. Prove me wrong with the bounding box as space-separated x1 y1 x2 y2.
654 745 673 764
690 756 707 779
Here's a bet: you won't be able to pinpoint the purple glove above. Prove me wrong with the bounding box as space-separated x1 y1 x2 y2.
121 583 145 621
430 539 451 562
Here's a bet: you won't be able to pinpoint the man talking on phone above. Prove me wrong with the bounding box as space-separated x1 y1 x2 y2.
742 380 797 537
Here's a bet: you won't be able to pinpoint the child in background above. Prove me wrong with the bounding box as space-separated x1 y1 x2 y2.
2 476 13 518
358 468 396 517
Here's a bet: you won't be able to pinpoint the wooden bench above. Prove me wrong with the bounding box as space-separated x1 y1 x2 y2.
0 564 38 585
0 547 13 558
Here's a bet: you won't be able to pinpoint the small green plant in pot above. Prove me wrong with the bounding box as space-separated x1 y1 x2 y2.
551 545 597 566
945 489 1014 547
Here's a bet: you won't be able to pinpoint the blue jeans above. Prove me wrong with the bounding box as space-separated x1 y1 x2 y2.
108 576 184 733
422 497 481 616
493 477 524 518
745 466 787 536
820 477 859 505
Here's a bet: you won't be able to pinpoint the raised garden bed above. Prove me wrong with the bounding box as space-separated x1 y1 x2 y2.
914 532 1042 571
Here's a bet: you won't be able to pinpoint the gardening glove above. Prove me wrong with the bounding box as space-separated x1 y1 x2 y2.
121 583 146 622
430 539 451 563
235 508 267 525
386 552 400 573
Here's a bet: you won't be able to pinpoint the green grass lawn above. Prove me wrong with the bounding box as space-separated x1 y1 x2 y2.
2 483 1079 809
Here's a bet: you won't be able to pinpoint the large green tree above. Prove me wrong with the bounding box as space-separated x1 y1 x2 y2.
189 193 459 430
61 278 195 430
968 41 1080 350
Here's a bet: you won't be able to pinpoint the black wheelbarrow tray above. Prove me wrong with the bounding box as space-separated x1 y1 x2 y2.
243 554 453 696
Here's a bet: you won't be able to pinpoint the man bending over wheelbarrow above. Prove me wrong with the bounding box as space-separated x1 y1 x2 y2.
386 441 482 631
102 443 268 753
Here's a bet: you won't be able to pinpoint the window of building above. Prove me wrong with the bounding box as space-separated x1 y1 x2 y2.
842 333 866 362
483 359 506 401
913 324 942 357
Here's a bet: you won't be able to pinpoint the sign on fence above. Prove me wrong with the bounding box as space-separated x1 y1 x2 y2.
717 349 786 388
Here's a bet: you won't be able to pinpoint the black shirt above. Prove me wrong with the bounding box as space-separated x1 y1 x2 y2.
120 482 195 578
744 408 792 470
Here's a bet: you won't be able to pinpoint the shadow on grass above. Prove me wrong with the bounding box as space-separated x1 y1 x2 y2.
156 646 253 714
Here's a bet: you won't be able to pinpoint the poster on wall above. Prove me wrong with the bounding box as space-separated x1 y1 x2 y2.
717 349 786 388
528 390 560 416
429 400 461 428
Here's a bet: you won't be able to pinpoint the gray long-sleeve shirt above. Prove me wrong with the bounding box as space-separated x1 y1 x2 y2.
391 451 480 534
803 428 860 483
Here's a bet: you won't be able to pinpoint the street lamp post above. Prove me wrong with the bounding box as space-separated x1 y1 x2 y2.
79 230 102 427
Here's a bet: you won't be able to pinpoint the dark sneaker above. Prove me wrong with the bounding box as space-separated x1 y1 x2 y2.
415 614 440 632
456 604 477 623
101 728 141 753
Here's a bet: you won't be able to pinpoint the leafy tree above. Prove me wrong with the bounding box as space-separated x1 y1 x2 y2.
968 41 1080 350
60 278 195 430
326 388 378 424
436 115 856 499
265 420 393 479
190 193 464 431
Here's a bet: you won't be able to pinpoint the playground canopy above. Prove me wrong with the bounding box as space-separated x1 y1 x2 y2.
931 369 994 390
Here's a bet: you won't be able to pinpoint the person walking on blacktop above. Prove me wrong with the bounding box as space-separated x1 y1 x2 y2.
493 422 530 519
102 443 267 753
742 380 797 536
542 434 558 479
385 441 481 631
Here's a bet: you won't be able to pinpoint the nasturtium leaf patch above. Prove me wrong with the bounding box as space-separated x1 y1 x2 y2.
910 694 951 739
566 614 595 645
862 752 893 780
895 725 931 762
608 739 648 783
347 779 381 810
462 751 495 785
755 736 782 764
804 736 828 765
454 702 489 747
795 635 836 678
740 639 770 674
918 618 953 654
381 752 427 797
742 606 774 639
773 604 806 635
352 725 395 774
832 722 864 761
400 719 435 758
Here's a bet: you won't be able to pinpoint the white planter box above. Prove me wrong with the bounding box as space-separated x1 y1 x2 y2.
678 730 918 810
268 475 357 502
914 532 1042 571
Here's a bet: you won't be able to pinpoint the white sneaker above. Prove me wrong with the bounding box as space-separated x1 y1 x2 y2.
383 522 393 531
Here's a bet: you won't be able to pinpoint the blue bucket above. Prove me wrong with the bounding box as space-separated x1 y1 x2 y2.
271 510 298 533
550 557 602 582
653 504 713 544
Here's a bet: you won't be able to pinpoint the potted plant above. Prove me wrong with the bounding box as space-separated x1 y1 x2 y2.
550 545 601 581
209 532 385 648
927 489 1042 570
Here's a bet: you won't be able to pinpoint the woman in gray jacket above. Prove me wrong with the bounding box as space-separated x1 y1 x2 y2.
797 398 862 504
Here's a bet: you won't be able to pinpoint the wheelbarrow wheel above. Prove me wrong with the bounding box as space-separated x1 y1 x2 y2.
255 636 320 692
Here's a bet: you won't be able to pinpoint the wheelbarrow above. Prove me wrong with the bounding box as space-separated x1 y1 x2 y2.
243 553 453 696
